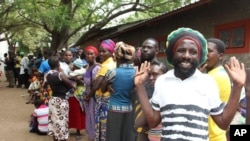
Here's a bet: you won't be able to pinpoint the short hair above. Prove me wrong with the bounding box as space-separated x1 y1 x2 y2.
34 98 43 108
151 60 168 73
63 49 73 55
207 38 226 54
80 51 86 59
37 52 43 58
143 38 159 49
48 56 60 69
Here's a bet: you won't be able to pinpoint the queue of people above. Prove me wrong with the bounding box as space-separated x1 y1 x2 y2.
0 51 43 88
3 27 248 141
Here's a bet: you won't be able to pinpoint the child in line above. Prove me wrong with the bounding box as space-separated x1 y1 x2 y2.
26 70 41 104
67 58 87 101
29 98 49 135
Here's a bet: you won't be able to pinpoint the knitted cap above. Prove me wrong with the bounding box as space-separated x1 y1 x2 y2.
115 41 135 61
165 27 207 66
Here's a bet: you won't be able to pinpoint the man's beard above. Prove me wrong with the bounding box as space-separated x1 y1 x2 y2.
173 59 198 79
140 54 155 63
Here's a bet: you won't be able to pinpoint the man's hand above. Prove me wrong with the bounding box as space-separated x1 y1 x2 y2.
134 61 150 86
224 56 246 87
199 63 207 73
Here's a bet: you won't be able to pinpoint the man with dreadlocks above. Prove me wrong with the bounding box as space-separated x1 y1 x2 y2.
134 27 246 141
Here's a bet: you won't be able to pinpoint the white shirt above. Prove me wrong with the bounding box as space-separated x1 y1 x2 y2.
151 69 223 141
60 62 72 77
69 68 86 77
20 57 29 74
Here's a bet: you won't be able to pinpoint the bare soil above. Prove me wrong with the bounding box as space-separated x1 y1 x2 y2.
0 80 90 141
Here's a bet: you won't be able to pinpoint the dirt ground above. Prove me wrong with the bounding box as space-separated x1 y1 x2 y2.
0 80 90 141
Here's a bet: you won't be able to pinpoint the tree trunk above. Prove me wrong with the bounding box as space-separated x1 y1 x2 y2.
50 31 69 52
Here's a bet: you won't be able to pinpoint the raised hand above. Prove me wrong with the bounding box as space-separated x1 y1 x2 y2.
224 56 246 87
134 61 150 86
199 63 208 73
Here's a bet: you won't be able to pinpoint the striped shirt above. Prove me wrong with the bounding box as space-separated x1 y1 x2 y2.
33 104 49 133
151 69 224 141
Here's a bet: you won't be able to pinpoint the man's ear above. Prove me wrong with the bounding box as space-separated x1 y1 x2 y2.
219 53 224 61
155 47 159 55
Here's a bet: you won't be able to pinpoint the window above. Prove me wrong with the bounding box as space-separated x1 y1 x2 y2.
218 27 245 48
156 36 167 57
215 19 250 54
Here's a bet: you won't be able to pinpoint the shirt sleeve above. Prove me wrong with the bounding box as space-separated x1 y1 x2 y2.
105 69 116 83
150 79 161 111
38 61 46 74
97 65 109 76
92 65 101 79
33 110 37 117
207 76 225 115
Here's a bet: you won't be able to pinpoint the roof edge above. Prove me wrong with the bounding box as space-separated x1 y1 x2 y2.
100 0 214 40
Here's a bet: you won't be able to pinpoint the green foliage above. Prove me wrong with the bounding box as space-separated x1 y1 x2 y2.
1 0 191 51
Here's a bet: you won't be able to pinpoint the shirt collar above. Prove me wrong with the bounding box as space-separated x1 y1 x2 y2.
165 69 202 79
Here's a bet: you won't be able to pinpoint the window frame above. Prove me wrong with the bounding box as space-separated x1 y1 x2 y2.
215 19 250 54
156 36 167 57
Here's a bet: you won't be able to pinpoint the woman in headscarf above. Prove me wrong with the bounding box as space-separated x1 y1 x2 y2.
67 58 86 140
83 45 101 141
84 39 116 141
59 49 86 140
101 41 136 141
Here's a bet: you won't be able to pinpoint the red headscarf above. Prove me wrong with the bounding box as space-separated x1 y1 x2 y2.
85 46 98 56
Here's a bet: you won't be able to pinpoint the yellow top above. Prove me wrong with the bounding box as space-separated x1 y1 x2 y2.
208 66 231 141
15 56 22 68
95 57 116 97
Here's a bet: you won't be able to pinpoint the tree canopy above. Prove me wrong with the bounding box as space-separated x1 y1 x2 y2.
1 0 190 52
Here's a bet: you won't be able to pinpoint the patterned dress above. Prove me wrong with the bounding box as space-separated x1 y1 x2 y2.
46 70 71 140
94 57 116 141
